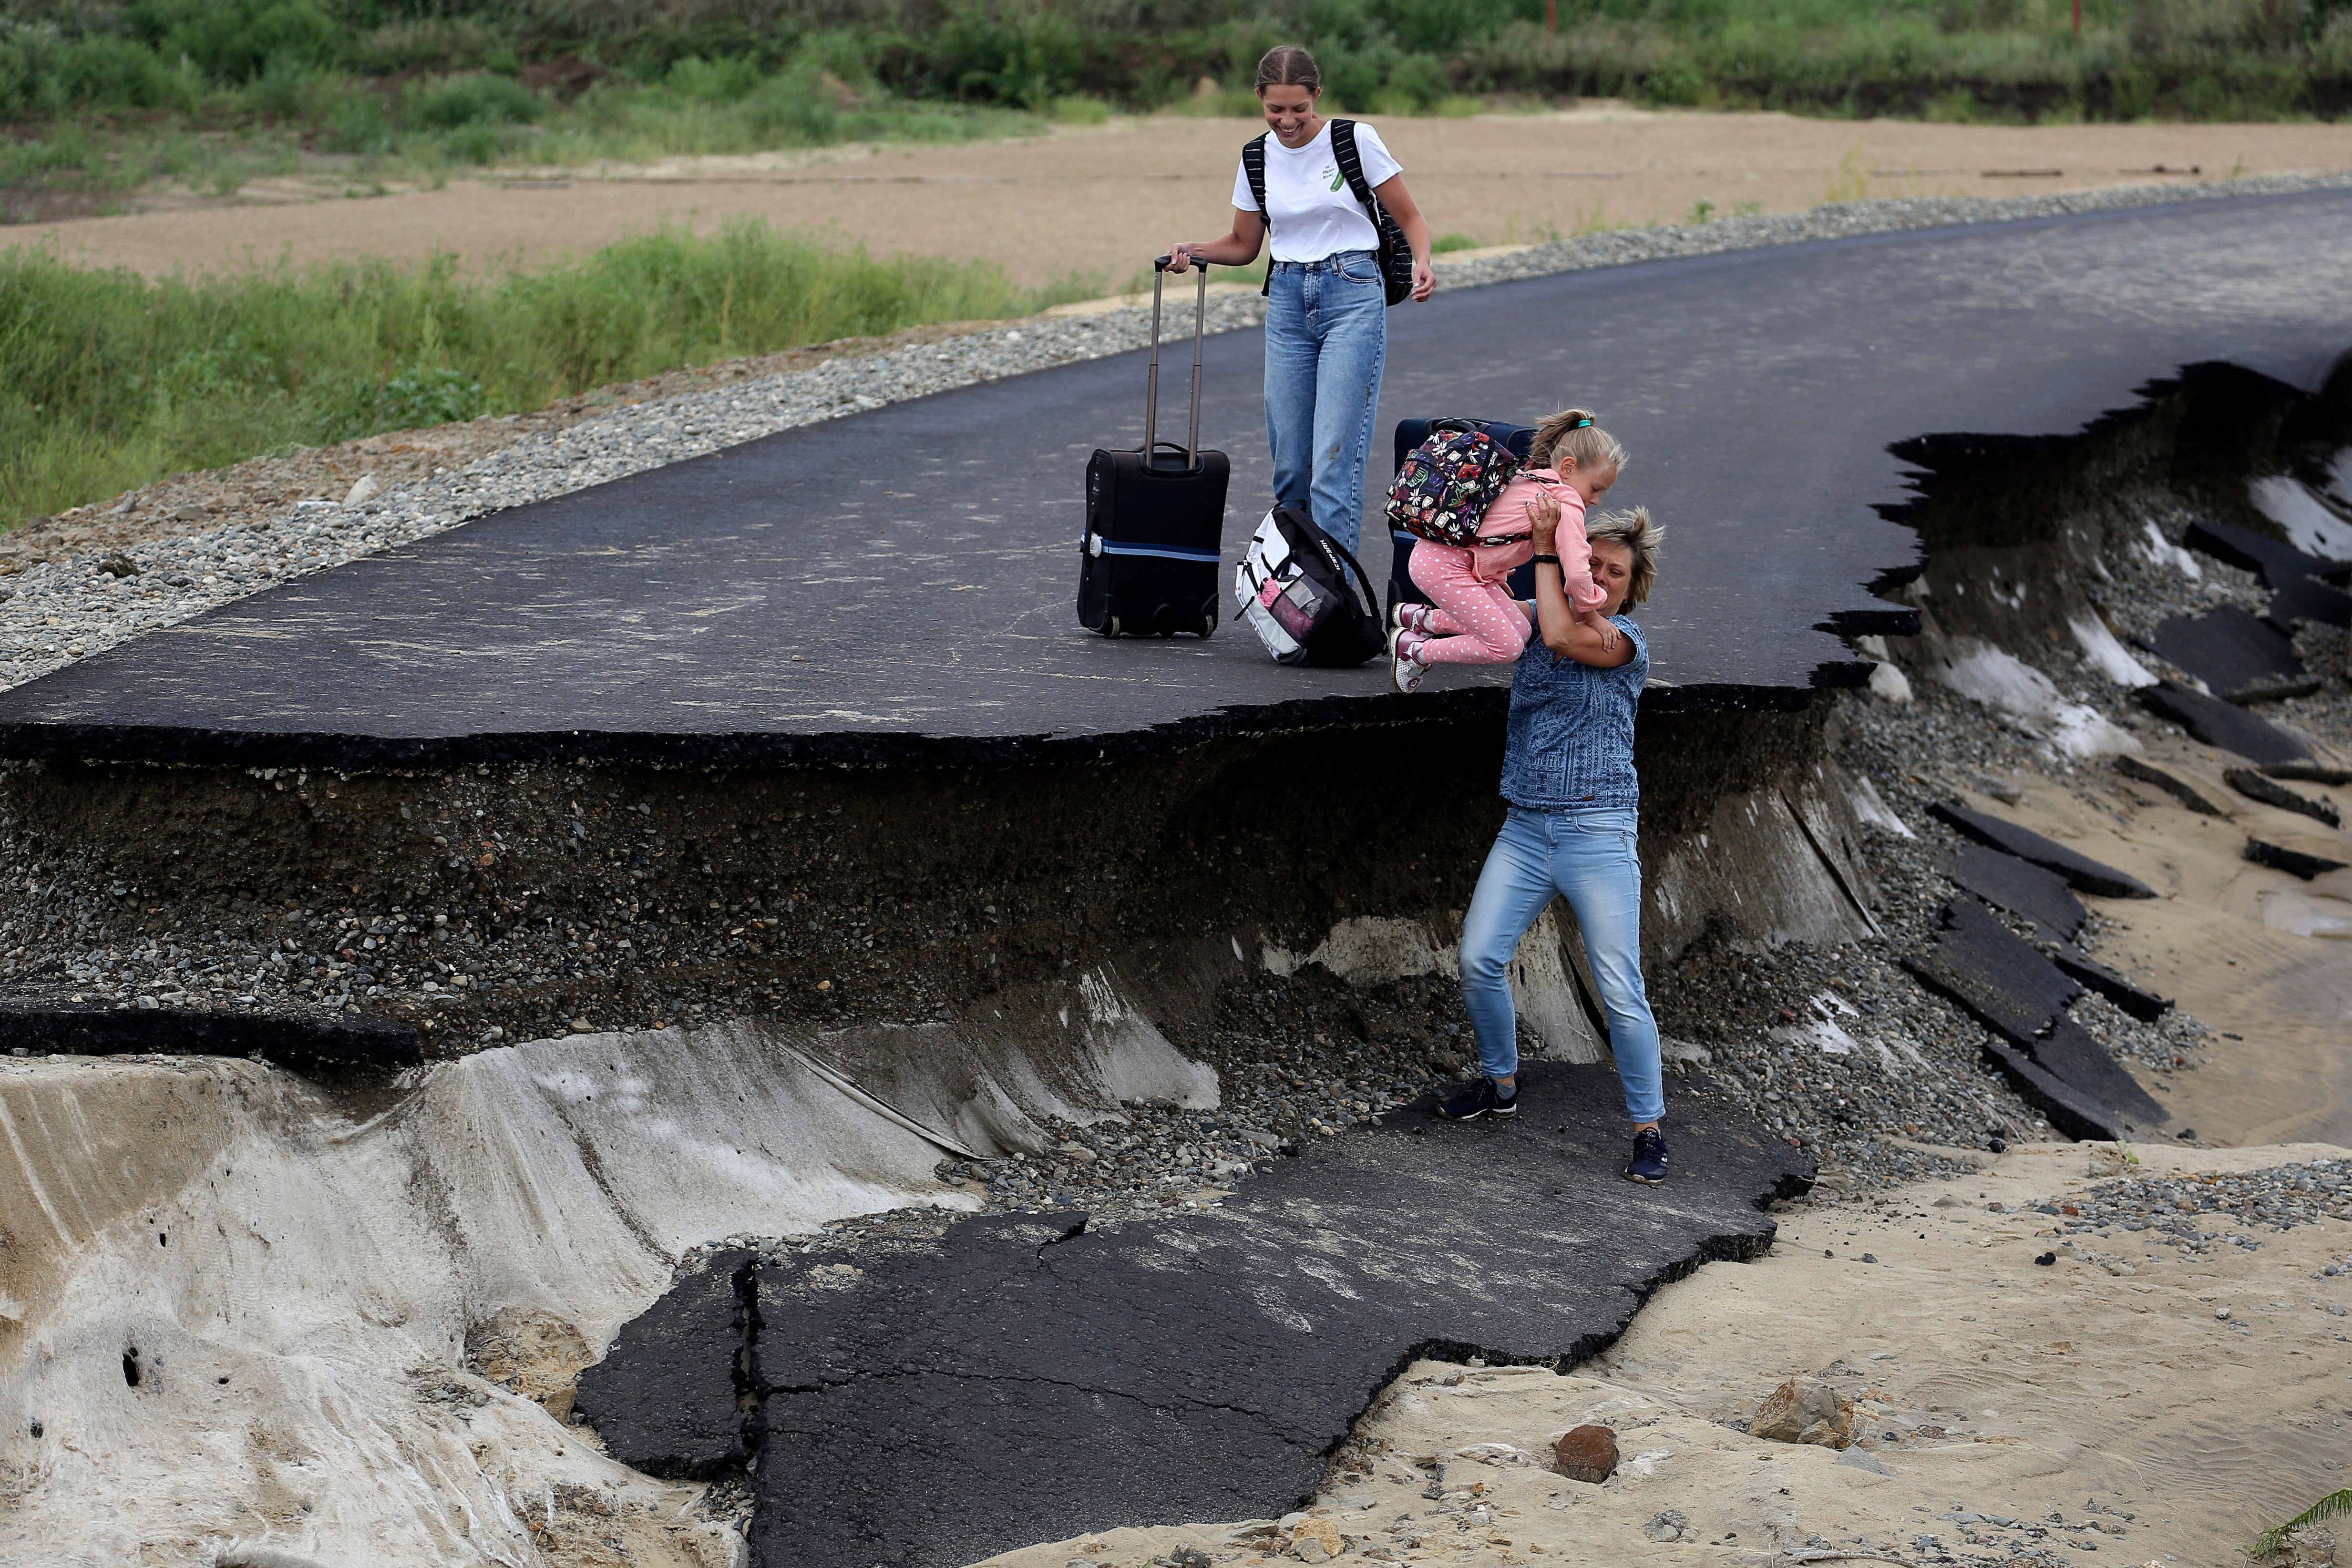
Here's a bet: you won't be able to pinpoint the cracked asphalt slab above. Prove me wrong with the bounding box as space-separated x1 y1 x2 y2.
575 1065 1809 1568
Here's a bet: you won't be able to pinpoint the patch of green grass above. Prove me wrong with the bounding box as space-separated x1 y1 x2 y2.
0 220 1102 528
1430 232 1484 252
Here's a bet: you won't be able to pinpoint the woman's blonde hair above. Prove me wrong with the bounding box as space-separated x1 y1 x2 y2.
1528 407 1626 478
1255 46 1322 95
1585 506 1663 610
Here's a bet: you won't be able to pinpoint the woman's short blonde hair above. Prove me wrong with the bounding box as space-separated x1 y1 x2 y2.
1585 505 1663 610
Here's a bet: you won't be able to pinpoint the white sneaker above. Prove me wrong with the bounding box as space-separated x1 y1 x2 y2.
1388 629 1428 695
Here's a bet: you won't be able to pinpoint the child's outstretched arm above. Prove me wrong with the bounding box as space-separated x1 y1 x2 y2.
1543 487 1608 615
1527 495 1633 668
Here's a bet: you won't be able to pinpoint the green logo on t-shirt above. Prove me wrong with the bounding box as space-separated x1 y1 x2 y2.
1328 169 1344 191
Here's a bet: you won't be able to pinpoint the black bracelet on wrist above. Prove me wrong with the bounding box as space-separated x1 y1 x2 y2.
1532 553 1561 564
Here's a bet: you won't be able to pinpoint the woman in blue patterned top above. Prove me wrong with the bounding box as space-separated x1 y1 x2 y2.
1437 499 1672 1185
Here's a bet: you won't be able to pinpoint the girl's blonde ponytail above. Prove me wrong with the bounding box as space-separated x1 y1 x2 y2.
1529 408 1627 477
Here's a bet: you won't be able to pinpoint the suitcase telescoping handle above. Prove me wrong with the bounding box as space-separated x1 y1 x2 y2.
1146 254 1210 470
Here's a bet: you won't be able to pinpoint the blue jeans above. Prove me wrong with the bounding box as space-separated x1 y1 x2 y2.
1264 251 1387 559
1458 805 1665 1125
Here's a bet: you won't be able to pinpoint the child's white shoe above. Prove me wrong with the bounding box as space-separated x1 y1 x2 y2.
1390 601 1439 636
1388 629 1429 695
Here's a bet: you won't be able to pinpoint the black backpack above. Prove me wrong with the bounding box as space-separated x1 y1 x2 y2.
1232 502 1387 667
1241 119 1415 307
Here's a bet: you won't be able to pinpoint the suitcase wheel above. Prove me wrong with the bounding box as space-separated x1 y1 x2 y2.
1196 617 1214 638
1102 615 1122 638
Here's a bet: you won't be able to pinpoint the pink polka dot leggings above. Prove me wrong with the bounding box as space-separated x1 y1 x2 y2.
1407 540 1531 665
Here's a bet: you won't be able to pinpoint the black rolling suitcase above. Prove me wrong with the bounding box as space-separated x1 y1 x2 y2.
1387 417 1536 619
1078 257 1229 638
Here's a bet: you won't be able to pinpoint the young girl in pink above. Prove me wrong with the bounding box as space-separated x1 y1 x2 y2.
1388 409 1626 694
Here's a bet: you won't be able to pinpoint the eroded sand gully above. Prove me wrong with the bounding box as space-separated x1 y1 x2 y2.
23 109 2352 285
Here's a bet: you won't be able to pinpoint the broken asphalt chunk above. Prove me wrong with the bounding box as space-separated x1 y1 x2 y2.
2113 755 2226 817
2134 680 2314 768
2264 758 2352 786
1903 902 2162 1139
1927 800 2157 899
2223 768 2342 828
2183 516 2351 588
1976 1035 2139 1144
1936 842 2086 940
2137 607 2316 703
2244 837 2352 880
2026 1019 2168 1128
2046 943 2174 1023
0 993 422 1067
574 1249 757 1479
1904 899 2082 1045
2266 573 2352 635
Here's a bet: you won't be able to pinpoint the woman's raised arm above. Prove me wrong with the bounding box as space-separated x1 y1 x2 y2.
1166 209 1267 272
1528 495 1636 668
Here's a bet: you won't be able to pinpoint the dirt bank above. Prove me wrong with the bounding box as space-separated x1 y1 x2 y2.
979 1140 2352 1568
20 108 2352 286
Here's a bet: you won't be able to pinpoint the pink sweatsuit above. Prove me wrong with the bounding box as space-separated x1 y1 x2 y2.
1406 470 1603 665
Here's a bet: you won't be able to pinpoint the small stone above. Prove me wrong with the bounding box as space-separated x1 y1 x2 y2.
1289 1519 1343 1561
1970 773 2025 804
1642 1510 1688 1543
345 474 382 507
2215 1307 2231 1320
1750 1375 1855 1449
171 504 207 523
1861 1252 1879 1264
1552 1424 1619 1483
2036 1251 2058 1266
97 553 139 578
1833 1448 1896 1478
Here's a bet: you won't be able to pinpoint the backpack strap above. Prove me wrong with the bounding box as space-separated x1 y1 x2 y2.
1241 133 1271 298
1328 119 1385 227
1293 505 1383 624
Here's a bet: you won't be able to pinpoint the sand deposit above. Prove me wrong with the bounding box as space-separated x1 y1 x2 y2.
978 1140 2352 1568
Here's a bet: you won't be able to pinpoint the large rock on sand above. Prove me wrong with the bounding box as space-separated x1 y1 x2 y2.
1552 1424 1620 1483
1751 1375 1855 1449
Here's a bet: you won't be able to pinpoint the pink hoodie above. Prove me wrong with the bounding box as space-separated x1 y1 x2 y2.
1467 468 1604 610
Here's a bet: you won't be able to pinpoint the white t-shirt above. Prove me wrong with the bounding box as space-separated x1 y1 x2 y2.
1231 121 1404 264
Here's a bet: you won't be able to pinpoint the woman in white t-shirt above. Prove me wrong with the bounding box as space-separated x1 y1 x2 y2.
1166 45 1434 560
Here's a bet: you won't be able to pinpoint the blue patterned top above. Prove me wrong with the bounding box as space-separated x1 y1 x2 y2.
1499 616 1648 812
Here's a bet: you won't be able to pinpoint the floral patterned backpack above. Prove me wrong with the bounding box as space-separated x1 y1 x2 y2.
1385 420 1524 547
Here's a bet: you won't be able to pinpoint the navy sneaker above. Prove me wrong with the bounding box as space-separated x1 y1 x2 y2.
1624 1127 1670 1183
1437 1079 1518 1122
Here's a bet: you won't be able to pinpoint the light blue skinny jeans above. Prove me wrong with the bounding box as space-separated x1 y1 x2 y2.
1458 804 1666 1125
1264 250 1387 559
